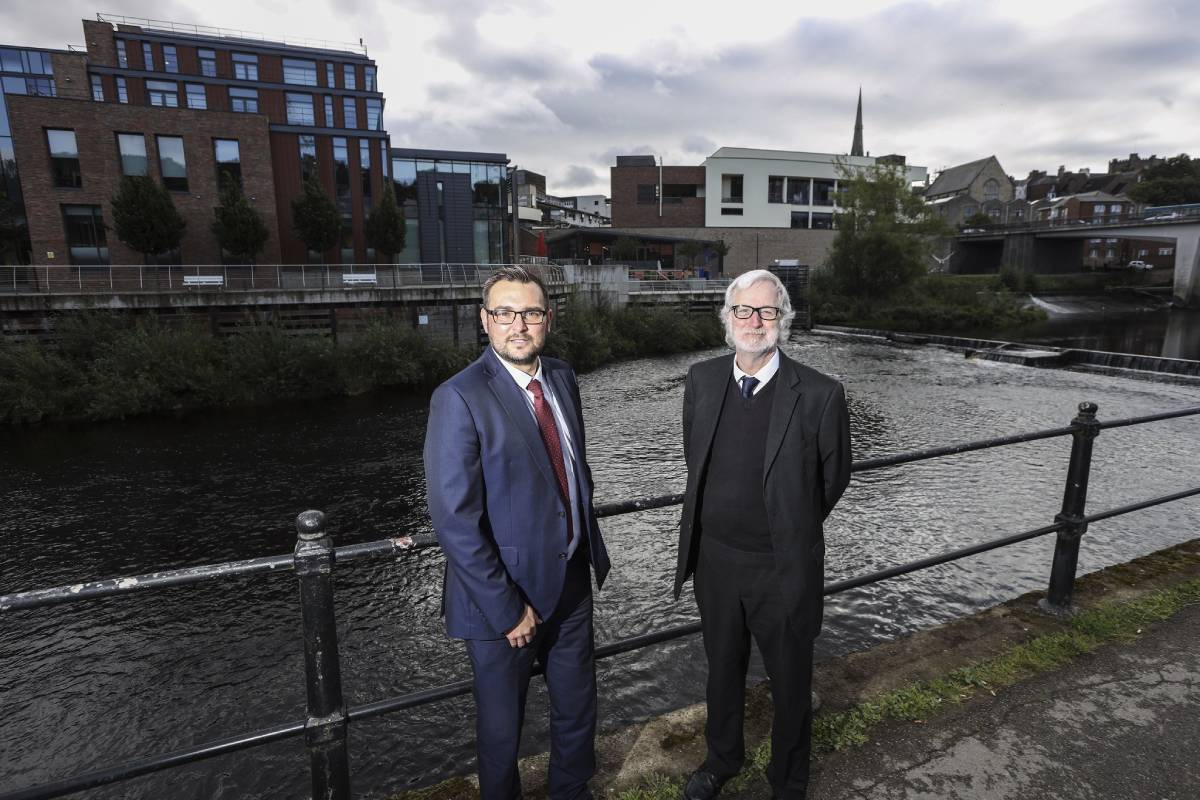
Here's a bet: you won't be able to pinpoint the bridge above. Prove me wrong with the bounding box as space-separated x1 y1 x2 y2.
953 216 1200 306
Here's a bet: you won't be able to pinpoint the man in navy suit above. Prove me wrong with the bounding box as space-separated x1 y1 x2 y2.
424 266 611 800
675 270 852 800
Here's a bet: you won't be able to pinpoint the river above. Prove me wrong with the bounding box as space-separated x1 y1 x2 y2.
2 333 1199 799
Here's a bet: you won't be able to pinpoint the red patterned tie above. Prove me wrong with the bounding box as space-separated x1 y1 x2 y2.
528 379 573 545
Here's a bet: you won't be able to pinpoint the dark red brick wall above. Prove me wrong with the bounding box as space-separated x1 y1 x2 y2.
8 94 282 265
610 165 705 227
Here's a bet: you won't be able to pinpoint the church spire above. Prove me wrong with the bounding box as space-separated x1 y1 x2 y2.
851 87 864 157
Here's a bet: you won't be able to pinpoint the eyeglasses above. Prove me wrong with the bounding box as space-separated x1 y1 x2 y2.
484 307 547 325
729 305 782 321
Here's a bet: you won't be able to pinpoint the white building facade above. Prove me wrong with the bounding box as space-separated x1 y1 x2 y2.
702 148 928 229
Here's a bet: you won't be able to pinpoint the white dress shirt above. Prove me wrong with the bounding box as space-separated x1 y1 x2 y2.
732 348 781 395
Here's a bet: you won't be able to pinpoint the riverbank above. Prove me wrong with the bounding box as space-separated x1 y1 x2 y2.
393 537 1200 799
0 301 723 425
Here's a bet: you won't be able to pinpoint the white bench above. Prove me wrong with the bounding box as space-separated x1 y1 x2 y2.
342 273 378 287
182 275 224 289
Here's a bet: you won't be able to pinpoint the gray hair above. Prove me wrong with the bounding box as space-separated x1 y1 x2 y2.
719 269 796 345
482 265 549 307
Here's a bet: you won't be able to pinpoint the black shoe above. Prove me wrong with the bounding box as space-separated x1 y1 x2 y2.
682 769 725 800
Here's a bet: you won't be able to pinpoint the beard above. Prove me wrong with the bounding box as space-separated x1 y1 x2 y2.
725 324 779 355
494 334 543 366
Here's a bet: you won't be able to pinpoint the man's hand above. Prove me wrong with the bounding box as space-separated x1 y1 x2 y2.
506 603 541 648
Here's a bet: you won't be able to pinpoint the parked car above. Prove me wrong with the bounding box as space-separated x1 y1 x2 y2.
1127 260 1153 271
1145 212 1180 221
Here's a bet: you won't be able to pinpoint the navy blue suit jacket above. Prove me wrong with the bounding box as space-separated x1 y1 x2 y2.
424 347 611 640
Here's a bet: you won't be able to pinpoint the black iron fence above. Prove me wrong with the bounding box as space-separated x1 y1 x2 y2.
2 401 1198 800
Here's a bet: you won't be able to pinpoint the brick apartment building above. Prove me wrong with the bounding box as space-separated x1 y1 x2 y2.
1 15 390 265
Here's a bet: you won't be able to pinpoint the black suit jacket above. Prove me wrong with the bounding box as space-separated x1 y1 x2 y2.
674 350 852 637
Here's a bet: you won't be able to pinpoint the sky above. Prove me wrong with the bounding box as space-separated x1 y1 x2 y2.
7 0 1200 196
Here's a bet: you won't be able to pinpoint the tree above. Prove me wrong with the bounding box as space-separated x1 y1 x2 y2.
676 240 703 270
710 239 730 274
110 175 186 263
1128 154 1200 206
825 162 951 303
364 182 406 263
212 175 269 264
291 173 342 258
610 236 641 262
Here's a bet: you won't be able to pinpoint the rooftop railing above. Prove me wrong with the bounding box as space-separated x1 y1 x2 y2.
1 401 1197 799
95 13 369 56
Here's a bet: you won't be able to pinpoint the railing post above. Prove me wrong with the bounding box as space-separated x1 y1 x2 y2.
293 510 351 800
1040 401 1100 615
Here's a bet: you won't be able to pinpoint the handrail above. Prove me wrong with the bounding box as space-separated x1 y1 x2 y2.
1 402 1198 800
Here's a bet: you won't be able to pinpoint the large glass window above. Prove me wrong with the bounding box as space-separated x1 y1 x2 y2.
142 43 155 71
115 40 128 68
342 97 357 128
790 211 807 229
146 80 178 107
392 158 416 203
326 62 335 87
116 133 148 176
185 83 206 110
721 174 743 203
23 78 55 97
342 64 356 90
365 98 382 131
232 53 258 81
324 95 334 127
810 212 834 229
983 179 1000 201
46 129 81 188
214 138 241 189
198 49 217 77
0 49 20 72
364 66 376 91
90 75 104 102
299 134 317 182
332 137 351 215
229 87 258 113
787 177 809 204
115 76 128 104
768 176 784 204
163 45 178 73
360 138 372 212
812 179 835 206
283 58 318 86
156 135 188 191
286 93 314 125
63 205 109 265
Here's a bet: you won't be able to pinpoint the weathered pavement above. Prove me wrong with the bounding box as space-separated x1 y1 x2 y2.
727 602 1200 800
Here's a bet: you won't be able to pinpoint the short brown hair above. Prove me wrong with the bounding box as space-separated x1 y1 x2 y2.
481 266 549 307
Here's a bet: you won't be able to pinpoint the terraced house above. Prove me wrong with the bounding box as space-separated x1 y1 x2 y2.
1 14 390 265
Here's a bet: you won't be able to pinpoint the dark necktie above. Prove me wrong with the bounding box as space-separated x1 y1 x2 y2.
527 379 573 544
740 376 759 399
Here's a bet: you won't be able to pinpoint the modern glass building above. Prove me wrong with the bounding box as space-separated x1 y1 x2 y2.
0 46 58 264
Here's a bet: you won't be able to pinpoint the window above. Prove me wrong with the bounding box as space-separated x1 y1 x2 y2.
811 212 834 229
790 211 807 228
163 45 178 73
63 205 109 264
116 133 148 176
324 95 334 126
720 174 742 203
812 179 834 206
23 78 55 97
343 64 356 90
156 135 188 191
232 53 258 80
199 49 217 77
1159 247 1174 256
283 58 318 86
142 42 155 71
662 183 696 202
333 137 351 214
214 138 241 189
380 141 388 179
720 208 743 216
90 75 104 101
962 204 978 218
326 62 335 87
636 184 657 204
116 39 128 68
286 93 315 125
47 129 82 188
983 179 1000 201
1138 248 1149 257
229 87 258 113
115 76 128 104
364 65 376 92
342 97 357 128
768 176 784 204
787 177 809 205
392 158 417 203
185 83 206 109
360 138 372 212
299 134 317 182
365 98 382 131
146 80 178 107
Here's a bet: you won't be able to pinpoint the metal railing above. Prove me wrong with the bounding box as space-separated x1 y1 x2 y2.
1 401 1198 799
95 13 368 55
0 263 569 296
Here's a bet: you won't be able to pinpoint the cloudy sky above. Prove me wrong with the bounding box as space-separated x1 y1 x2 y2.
9 0 1199 195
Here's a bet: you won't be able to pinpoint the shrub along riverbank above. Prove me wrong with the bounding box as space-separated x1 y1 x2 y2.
0 302 724 425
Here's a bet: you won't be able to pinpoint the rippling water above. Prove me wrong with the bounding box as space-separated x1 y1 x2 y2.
2 335 1199 798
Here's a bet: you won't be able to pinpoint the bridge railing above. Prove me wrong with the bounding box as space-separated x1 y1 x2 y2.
1 401 1198 800
959 210 1197 235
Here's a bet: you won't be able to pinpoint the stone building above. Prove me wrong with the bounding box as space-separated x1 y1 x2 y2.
924 156 1014 227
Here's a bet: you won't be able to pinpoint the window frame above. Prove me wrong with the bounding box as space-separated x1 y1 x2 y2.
163 45 179 74
198 49 217 78
185 83 207 110
116 132 149 177
286 92 315 126
142 42 155 71
283 58 319 86
213 138 242 190
156 134 188 192
229 86 259 113
342 96 357 128
342 64 356 90
46 128 82 189
232 53 259 81
146 79 179 108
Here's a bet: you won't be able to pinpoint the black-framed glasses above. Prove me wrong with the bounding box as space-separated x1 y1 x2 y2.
485 307 548 325
730 305 782 321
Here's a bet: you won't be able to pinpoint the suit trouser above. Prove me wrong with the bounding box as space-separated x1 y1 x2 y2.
465 554 596 800
695 537 815 800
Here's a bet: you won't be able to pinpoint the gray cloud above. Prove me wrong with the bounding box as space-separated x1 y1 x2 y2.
561 165 600 188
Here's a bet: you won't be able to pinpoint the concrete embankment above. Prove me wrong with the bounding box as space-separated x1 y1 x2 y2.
394 537 1200 799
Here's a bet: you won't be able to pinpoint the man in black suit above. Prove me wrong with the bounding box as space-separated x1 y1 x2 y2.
674 269 852 800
